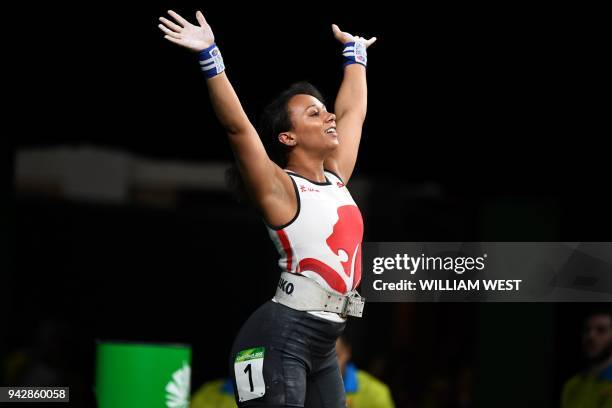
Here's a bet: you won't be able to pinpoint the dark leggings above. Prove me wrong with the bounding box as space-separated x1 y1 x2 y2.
229 301 346 407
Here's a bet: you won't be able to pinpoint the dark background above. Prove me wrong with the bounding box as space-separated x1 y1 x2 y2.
7 1 610 407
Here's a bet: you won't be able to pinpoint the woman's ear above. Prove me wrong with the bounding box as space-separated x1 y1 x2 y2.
278 132 296 147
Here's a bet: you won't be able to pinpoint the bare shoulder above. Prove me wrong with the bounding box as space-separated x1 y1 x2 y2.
258 165 298 229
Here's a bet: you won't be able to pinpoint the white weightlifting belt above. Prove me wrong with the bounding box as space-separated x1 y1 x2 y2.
274 272 365 318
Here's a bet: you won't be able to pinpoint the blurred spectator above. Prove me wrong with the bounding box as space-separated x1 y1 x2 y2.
190 378 235 408
336 335 395 408
561 308 612 408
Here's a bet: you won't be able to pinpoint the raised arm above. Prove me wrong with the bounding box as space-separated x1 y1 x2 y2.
323 24 376 184
158 10 295 224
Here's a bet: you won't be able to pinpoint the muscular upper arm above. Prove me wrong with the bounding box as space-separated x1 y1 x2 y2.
202 73 296 224
228 126 297 226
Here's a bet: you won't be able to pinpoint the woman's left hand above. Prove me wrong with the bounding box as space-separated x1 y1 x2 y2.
331 24 377 47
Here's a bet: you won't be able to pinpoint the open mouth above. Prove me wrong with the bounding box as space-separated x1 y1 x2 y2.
325 127 337 136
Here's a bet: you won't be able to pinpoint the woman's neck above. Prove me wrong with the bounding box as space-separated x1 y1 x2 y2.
285 158 326 183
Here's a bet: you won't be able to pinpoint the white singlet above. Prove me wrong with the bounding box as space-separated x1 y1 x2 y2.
267 170 364 322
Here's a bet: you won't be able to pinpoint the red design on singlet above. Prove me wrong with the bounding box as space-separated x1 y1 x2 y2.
327 205 363 288
298 258 347 293
298 205 363 292
276 230 293 272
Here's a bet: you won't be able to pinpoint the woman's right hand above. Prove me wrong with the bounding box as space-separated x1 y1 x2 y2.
158 10 215 52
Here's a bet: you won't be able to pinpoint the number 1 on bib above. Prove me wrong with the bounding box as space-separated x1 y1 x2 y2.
234 347 265 401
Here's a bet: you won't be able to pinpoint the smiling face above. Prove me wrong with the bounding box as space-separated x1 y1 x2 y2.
279 94 338 156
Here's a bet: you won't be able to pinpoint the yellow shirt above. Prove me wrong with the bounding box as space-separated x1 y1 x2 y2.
190 379 236 408
562 365 612 408
345 363 395 408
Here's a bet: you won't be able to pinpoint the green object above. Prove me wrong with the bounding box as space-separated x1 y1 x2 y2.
235 347 265 363
95 341 191 408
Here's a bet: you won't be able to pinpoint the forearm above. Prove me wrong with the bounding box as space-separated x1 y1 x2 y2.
206 72 254 135
158 9 269 174
335 64 367 121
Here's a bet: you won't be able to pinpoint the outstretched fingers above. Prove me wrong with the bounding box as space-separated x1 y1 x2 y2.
331 23 349 41
158 23 181 38
159 16 182 32
355 35 377 47
332 23 377 48
195 10 208 28
167 10 189 27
